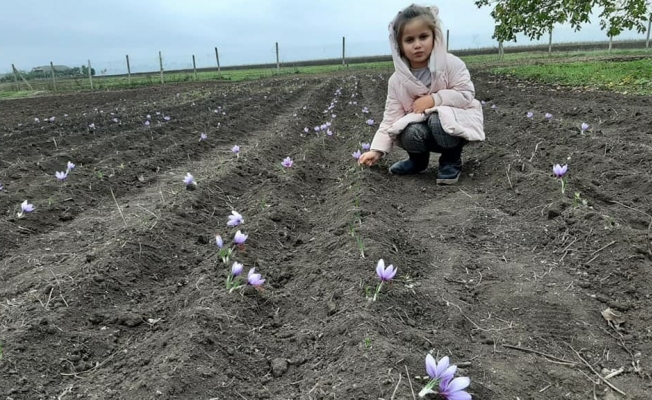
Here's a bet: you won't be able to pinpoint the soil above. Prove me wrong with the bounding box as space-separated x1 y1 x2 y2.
1 66 651 400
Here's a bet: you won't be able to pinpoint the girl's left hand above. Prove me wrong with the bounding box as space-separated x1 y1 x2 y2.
412 95 435 114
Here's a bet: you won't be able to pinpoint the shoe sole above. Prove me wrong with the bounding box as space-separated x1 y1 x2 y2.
436 175 460 185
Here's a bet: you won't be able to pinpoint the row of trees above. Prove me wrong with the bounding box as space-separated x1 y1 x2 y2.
476 0 652 42
0 65 96 83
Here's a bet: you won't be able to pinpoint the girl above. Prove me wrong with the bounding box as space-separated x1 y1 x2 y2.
358 4 485 185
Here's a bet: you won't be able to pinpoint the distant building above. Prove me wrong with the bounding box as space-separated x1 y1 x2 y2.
31 65 72 74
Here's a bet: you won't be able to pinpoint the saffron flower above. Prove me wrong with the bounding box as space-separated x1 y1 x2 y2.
552 164 568 178
314 126 320 132
373 259 396 301
331 114 336 118
35 117 40 123
227 211 244 227
17 200 35 218
281 157 294 168
216 234 233 264
481 100 486 105
526 111 534 119
0 182 3 191
164 115 171 121
66 161 75 172
581 122 589 133
144 120 150 127
366 119 375 126
491 104 497 110
418 355 458 397
326 129 333 136
247 268 265 287
233 230 248 245
352 150 362 160
545 113 553 121
438 377 471 400
199 133 207 141
215 235 224 248
183 173 196 187
55 171 68 181
232 262 243 277
226 261 245 292
552 164 568 194
88 123 96 130
362 107 369 113
304 127 309 133
112 117 119 123
361 143 371 151
146 114 151 120
231 145 240 155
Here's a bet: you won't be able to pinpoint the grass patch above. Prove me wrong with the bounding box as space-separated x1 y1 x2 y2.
491 57 652 95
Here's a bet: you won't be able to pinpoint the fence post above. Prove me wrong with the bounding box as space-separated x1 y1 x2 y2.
446 29 450 52
88 60 94 89
50 61 57 91
275 42 280 73
192 55 197 80
159 51 164 84
12 64 33 90
342 36 346 66
548 28 553 54
498 41 504 60
646 14 651 48
215 47 221 77
126 55 131 85
12 64 19 91
608 35 613 51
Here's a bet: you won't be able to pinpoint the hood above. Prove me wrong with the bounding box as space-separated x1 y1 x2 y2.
388 5 447 87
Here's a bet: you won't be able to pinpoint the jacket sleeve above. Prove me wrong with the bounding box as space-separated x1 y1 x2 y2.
432 56 475 108
370 77 405 154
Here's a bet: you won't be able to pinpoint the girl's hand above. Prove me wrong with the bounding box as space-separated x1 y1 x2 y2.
359 150 383 166
412 95 435 114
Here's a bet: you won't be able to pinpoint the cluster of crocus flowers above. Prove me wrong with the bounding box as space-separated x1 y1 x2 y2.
17 200 35 218
552 164 568 194
55 161 76 182
373 259 397 301
418 355 471 399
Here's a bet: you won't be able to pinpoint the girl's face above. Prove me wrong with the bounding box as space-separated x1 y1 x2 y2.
400 18 434 69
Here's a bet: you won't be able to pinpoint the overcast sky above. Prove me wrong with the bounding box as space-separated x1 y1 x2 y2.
1 0 646 75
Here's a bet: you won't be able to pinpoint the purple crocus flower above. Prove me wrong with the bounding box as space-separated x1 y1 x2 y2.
281 157 294 168
376 259 397 282
438 377 471 400
183 173 196 186
215 235 224 248
314 126 320 132
526 111 534 119
247 268 265 287
304 127 309 133
112 117 119 123
232 262 243 277
362 107 369 113
581 122 589 132
232 145 240 155
35 117 40 123
481 100 486 105
326 129 333 136
552 164 568 178
361 143 371 151
49 116 56 123
545 113 553 120
331 114 336 118
352 150 362 160
200 133 207 141
144 120 150 127
66 161 75 172
88 123 96 130
227 211 244 227
164 115 171 121
18 200 35 217
321 124 328 130
425 355 457 383
233 230 248 245
366 119 375 126
55 171 68 181
0 182 3 191
491 104 497 110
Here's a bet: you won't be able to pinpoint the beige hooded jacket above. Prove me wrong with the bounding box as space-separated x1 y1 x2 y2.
369 5 485 154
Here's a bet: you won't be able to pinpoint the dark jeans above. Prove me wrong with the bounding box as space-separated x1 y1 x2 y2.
397 113 466 166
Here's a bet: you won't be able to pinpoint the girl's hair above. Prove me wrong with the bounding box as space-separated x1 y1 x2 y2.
393 4 439 51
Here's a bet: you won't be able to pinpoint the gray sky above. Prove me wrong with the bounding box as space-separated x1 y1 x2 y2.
1 0 645 75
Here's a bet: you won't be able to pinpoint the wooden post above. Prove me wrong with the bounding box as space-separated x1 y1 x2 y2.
498 41 504 60
192 55 197 80
275 42 280 73
12 64 19 91
342 36 346 66
548 28 553 54
50 61 56 91
126 55 132 85
215 47 221 77
608 35 613 52
446 29 450 52
12 64 33 90
88 60 93 90
646 14 651 48
159 51 164 84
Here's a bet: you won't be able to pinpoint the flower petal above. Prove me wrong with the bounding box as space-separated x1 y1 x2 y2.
376 259 385 279
441 365 457 382
446 390 471 400
425 354 438 378
434 356 449 377
446 377 470 393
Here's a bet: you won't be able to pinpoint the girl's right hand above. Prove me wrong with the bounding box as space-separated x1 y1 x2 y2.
359 150 383 166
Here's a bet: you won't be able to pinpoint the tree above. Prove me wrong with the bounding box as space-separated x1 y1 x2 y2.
81 65 96 76
475 0 652 42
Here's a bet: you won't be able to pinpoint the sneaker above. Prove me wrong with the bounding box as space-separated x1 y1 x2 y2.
389 152 429 175
436 163 461 185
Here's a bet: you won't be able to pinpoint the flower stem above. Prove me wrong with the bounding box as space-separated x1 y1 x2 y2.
560 178 566 194
372 282 383 301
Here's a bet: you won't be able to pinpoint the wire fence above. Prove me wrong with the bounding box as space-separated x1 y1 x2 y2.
2 26 651 94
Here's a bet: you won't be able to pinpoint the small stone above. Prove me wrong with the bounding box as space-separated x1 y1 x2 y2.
271 358 288 377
